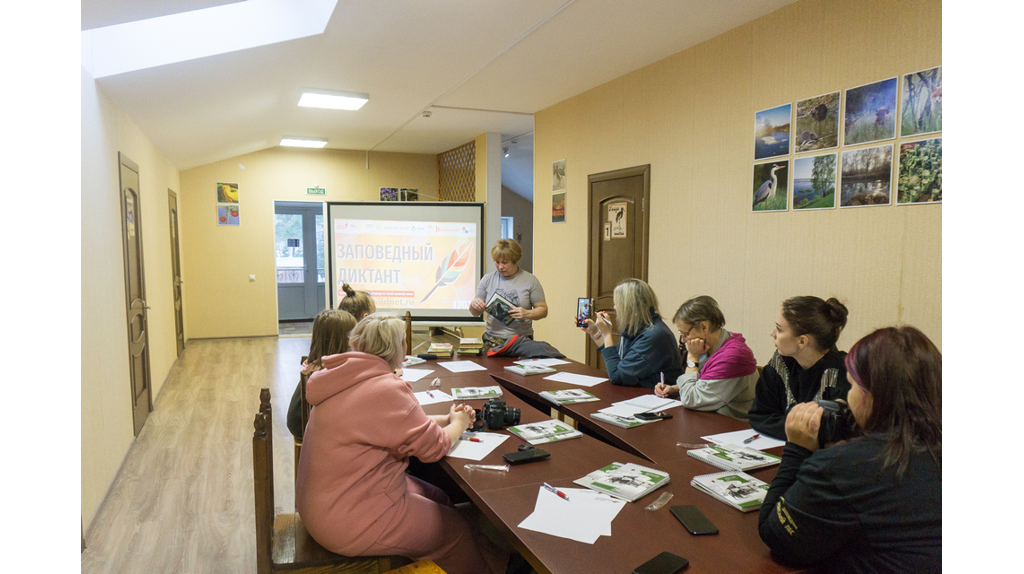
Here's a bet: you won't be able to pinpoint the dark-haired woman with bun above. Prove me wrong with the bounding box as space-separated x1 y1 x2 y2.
748 296 850 440
758 326 941 572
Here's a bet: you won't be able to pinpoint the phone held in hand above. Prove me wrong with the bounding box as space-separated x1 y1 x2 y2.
633 551 689 574
670 505 719 535
576 297 592 327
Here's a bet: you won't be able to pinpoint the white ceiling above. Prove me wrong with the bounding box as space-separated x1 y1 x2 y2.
83 0 796 200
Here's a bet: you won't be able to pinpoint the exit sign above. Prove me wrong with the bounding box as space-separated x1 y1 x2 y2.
307 187 326 195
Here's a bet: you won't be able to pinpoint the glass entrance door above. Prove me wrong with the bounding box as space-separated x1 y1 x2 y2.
275 202 325 320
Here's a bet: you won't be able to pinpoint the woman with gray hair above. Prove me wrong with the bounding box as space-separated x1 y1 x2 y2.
654 296 759 420
296 314 508 574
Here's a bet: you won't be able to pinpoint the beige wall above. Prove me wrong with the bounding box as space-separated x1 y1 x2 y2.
82 68 182 529
179 147 438 338
501 187 534 273
533 0 941 364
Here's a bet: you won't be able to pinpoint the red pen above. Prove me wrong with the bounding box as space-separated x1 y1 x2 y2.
427 391 434 398
461 437 482 443
543 482 570 501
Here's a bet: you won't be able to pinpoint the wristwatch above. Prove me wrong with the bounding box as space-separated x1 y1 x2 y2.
686 360 698 369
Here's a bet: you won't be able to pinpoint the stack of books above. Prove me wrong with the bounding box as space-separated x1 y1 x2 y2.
457 337 483 356
427 342 453 358
539 389 599 405
507 419 582 445
686 444 781 472
574 462 671 502
690 471 770 512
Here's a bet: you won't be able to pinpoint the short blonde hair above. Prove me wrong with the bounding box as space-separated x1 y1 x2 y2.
348 313 405 369
490 239 522 264
614 278 660 337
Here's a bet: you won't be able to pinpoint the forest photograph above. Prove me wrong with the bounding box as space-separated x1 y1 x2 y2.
901 66 942 137
752 160 789 212
795 92 840 153
793 154 837 210
897 138 942 204
754 104 792 160
844 77 898 146
840 144 893 207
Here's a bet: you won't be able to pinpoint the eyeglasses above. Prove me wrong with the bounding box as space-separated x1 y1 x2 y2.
677 324 699 344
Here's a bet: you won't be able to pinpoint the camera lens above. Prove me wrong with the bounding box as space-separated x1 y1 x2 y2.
504 406 521 426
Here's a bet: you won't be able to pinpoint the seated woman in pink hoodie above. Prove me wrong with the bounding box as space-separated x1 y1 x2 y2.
655 296 759 420
295 314 509 574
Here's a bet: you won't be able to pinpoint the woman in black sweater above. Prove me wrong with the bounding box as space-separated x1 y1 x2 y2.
758 325 942 573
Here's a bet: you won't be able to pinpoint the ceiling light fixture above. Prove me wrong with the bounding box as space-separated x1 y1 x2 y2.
503 147 510 157
281 137 328 148
298 89 369 110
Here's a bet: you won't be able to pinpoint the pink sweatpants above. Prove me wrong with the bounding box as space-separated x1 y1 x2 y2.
353 475 509 574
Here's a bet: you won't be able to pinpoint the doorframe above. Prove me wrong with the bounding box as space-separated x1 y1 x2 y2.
272 199 329 323
585 164 651 366
168 189 185 357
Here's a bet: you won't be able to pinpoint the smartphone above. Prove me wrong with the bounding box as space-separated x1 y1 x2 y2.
576 298 592 327
502 448 550 465
670 505 718 535
632 551 689 574
635 411 672 421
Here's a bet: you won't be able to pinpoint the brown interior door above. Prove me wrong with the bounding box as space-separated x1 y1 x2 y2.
120 153 152 436
168 190 185 357
586 165 651 369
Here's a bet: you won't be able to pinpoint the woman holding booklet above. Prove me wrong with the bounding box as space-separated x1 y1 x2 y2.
469 239 548 351
654 296 759 420
757 326 942 573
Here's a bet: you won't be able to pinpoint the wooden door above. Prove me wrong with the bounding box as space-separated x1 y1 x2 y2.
586 165 651 369
119 153 152 436
168 190 185 357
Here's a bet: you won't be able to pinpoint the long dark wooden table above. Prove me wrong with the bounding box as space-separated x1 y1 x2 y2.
405 356 800 574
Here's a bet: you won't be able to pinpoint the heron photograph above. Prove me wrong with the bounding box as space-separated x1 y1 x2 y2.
843 77 898 146
795 92 839 153
752 160 789 212
897 138 942 204
792 153 837 210
754 103 792 160
901 66 942 138
840 144 893 208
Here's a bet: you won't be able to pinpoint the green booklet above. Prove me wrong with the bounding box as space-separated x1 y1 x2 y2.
539 389 599 405
687 444 781 472
690 470 769 512
507 419 582 445
573 461 671 502
451 386 503 400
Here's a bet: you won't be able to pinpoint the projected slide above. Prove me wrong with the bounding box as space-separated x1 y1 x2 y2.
333 219 477 311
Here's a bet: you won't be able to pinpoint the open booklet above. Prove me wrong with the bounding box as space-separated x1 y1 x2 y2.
485 291 516 325
573 461 671 502
507 419 582 445
690 470 769 512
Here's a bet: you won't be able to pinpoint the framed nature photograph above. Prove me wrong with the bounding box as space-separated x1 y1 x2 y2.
402 188 419 201
792 153 837 210
552 192 566 223
795 92 840 153
901 66 942 137
608 202 627 238
840 144 893 208
897 138 942 205
379 187 398 201
217 182 239 203
843 77 898 146
754 103 792 160
752 160 789 212
217 204 239 226
552 159 566 192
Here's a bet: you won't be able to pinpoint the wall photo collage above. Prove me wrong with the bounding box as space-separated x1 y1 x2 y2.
752 65 941 212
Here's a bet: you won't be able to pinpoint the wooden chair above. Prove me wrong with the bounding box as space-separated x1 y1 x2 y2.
254 387 404 574
404 312 413 356
294 356 309 488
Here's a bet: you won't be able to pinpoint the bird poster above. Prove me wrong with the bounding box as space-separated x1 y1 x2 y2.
217 182 238 203
900 66 941 138
795 92 839 153
608 203 627 237
897 138 941 205
840 144 893 208
754 104 791 160
552 160 566 192
751 160 789 212
843 77 898 146
792 154 837 210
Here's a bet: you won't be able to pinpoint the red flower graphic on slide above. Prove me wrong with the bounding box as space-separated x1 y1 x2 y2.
420 242 473 303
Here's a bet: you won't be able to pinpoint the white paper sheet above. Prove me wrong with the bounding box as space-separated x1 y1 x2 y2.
542 372 608 387
438 361 488 373
513 358 571 367
612 395 684 412
517 487 625 544
701 428 785 450
400 368 435 382
414 390 453 405
446 432 510 461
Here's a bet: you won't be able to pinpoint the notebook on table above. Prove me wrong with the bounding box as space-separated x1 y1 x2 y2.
690 471 769 512
687 444 781 472
573 461 670 502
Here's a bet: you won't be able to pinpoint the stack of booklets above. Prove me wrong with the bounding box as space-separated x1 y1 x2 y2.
507 419 582 445
451 386 503 400
427 342 453 358
690 471 770 512
504 364 557 376
687 444 781 472
457 337 483 356
590 395 682 428
485 292 516 325
539 389 599 405
590 411 659 429
573 462 671 502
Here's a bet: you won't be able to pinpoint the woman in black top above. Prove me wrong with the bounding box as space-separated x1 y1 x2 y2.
757 325 942 573
748 296 849 439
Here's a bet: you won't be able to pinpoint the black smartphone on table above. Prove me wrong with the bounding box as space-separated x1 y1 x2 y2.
670 505 719 535
576 297 592 327
633 551 689 574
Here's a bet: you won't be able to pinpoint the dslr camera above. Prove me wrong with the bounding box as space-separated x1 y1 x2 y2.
471 399 521 431
816 399 860 447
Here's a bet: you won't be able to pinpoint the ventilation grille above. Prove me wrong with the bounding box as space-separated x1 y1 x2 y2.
437 141 476 202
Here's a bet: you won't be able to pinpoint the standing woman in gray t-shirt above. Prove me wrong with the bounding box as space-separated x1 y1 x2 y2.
469 239 548 348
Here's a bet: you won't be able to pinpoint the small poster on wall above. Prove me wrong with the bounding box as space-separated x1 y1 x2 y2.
401 188 419 201
792 153 837 210
754 104 791 160
900 66 942 137
552 159 566 192
840 144 893 208
843 77 898 146
218 204 240 225
608 202 627 238
794 92 839 153
552 192 566 223
380 187 399 201
752 161 789 212
897 138 941 204
217 182 239 203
